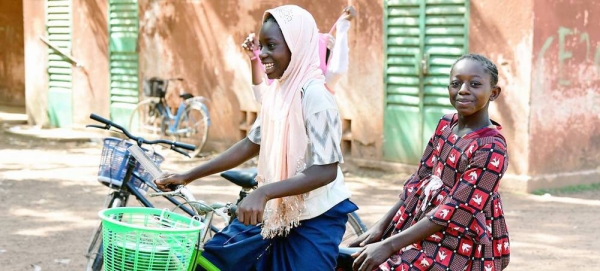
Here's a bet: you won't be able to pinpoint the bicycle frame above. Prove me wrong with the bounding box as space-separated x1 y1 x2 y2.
153 98 187 134
118 155 219 230
87 113 361 271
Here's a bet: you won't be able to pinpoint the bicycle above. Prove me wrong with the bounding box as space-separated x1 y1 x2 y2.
85 113 367 271
149 186 362 271
129 77 210 157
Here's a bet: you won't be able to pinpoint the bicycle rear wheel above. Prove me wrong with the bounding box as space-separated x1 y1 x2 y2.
175 103 209 157
128 99 163 140
341 212 368 246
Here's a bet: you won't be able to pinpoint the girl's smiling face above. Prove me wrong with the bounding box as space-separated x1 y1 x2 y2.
448 59 500 117
258 18 291 80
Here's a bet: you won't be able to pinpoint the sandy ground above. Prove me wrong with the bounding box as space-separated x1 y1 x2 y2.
0 128 599 271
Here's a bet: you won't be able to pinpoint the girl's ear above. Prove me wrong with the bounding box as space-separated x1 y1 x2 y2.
490 86 501 101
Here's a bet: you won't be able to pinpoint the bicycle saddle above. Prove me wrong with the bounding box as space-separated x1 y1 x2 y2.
180 93 194 100
336 247 360 270
220 168 258 189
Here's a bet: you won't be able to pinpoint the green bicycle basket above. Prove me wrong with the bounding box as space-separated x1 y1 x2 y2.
99 207 204 271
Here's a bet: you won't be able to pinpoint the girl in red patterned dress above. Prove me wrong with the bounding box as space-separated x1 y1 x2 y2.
350 54 510 271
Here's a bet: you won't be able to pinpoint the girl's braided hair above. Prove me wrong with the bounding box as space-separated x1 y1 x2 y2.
451 54 499 87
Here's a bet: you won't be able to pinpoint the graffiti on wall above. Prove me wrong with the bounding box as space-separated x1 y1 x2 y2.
537 26 600 86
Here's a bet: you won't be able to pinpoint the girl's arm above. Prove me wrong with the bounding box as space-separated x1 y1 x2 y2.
325 19 350 89
261 163 337 198
348 198 404 247
237 163 338 225
242 33 267 102
181 138 260 182
351 219 444 271
250 49 264 85
381 218 444 252
154 138 259 190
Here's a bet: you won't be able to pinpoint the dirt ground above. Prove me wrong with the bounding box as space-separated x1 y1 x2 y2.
0 127 599 271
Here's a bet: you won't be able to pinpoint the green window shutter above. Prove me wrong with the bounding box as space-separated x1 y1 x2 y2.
109 0 139 126
421 0 469 146
383 0 423 163
383 0 469 164
46 0 72 128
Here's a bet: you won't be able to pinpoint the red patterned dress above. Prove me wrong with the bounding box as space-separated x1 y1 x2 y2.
379 114 510 271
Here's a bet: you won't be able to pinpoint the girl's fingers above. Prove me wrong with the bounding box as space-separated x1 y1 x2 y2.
353 250 365 271
238 210 245 224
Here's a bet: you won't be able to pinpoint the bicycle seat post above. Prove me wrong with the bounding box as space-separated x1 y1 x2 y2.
236 187 253 205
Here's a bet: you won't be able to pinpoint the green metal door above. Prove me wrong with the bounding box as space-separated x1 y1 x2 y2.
383 0 469 164
109 0 139 125
46 0 72 127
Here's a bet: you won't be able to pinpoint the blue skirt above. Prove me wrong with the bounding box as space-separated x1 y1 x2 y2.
198 199 358 271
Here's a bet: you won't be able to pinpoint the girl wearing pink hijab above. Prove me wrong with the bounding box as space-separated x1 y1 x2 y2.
155 5 357 271
243 5 356 99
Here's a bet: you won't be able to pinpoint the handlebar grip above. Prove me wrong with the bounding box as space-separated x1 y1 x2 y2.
89 113 112 125
173 141 196 151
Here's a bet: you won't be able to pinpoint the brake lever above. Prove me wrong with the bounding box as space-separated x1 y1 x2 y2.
171 146 191 158
86 124 111 130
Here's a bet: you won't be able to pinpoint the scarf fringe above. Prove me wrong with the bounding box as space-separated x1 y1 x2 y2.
260 218 301 238
260 194 306 239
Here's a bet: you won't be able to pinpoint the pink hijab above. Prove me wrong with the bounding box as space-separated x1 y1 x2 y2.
257 5 324 238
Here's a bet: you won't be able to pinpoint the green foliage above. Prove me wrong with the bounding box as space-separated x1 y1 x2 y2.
532 183 600 195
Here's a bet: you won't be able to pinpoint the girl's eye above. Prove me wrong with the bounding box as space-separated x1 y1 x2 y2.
267 43 276 49
449 81 462 89
470 81 482 88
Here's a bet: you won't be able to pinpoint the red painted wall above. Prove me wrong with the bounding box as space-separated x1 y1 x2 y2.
529 0 600 190
469 0 535 191
71 0 109 127
0 1 25 106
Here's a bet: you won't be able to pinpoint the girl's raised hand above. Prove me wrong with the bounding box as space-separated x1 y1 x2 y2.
342 6 357 21
241 33 259 59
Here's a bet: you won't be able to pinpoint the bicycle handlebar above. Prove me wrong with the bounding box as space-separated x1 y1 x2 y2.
87 113 196 153
149 185 233 217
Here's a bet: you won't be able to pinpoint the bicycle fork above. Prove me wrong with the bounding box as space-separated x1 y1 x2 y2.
189 211 220 271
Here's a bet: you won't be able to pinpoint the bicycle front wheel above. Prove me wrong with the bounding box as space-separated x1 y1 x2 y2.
128 99 163 140
175 103 209 157
86 195 127 271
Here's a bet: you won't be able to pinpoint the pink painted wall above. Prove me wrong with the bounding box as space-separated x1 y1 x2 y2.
19 0 598 192
137 0 384 154
528 0 600 190
23 0 49 125
71 0 110 127
469 0 535 191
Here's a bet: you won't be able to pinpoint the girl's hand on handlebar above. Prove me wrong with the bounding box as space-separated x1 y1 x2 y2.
237 188 268 226
154 172 187 191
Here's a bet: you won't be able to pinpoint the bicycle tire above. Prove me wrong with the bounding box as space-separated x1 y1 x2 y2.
128 99 164 140
174 102 209 157
341 211 368 246
86 196 126 271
